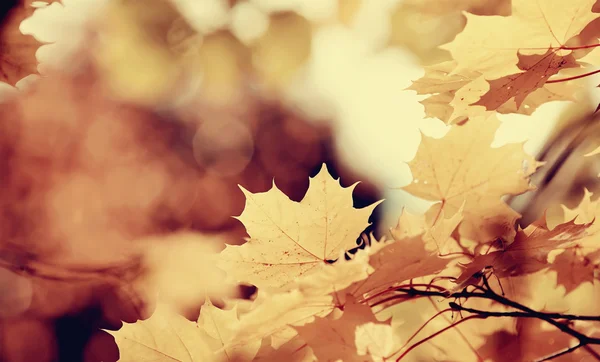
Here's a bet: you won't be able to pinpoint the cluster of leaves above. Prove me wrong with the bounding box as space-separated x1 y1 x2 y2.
7 0 600 361
108 1 600 361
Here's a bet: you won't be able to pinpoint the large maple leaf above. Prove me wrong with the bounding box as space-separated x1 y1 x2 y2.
217 164 382 290
294 298 386 362
403 115 540 242
109 304 217 362
444 0 600 79
110 301 261 362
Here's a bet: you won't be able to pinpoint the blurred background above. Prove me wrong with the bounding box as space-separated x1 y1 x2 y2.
1 0 600 361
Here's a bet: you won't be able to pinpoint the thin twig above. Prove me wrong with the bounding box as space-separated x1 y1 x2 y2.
395 315 486 361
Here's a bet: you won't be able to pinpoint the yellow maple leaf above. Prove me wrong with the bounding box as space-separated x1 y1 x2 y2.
108 304 216 362
390 207 462 254
294 297 385 362
403 115 540 242
229 245 378 349
110 300 261 362
443 0 600 79
217 164 382 290
198 299 262 361
232 289 335 350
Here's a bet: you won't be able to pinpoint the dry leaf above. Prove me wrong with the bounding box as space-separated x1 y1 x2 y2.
403 115 540 242
355 322 396 362
443 0 600 78
199 299 261 361
294 298 383 362
218 164 381 290
109 304 216 362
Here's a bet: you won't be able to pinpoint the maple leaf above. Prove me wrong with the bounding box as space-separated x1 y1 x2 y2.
471 49 579 111
477 319 580 362
390 207 463 254
294 297 384 362
198 299 262 361
253 335 316 362
229 245 378 349
217 164 382 290
403 115 540 242
559 189 600 251
443 0 600 79
0 0 41 85
355 322 396 362
409 59 579 123
454 217 592 287
108 304 217 362
343 235 449 303
549 248 595 294
232 289 335 350
111 301 261 362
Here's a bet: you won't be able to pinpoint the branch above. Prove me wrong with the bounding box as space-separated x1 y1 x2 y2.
546 68 600 83
449 302 600 322
391 276 600 361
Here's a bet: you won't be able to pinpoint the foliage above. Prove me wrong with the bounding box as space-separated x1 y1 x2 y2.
6 0 600 361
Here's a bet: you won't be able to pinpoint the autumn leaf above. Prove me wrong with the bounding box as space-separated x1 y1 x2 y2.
0 0 40 85
443 0 600 79
389 207 463 254
477 319 581 362
294 297 384 362
109 304 216 362
412 0 600 118
230 245 378 349
231 289 335 350
472 50 579 111
355 322 396 362
454 217 592 288
403 115 540 242
409 58 580 123
111 301 261 362
343 235 449 303
217 164 382 290
549 248 595 294
253 335 316 362
198 299 262 361
560 188 600 251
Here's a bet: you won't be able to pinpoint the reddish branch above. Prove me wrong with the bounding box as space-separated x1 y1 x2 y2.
388 274 600 361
